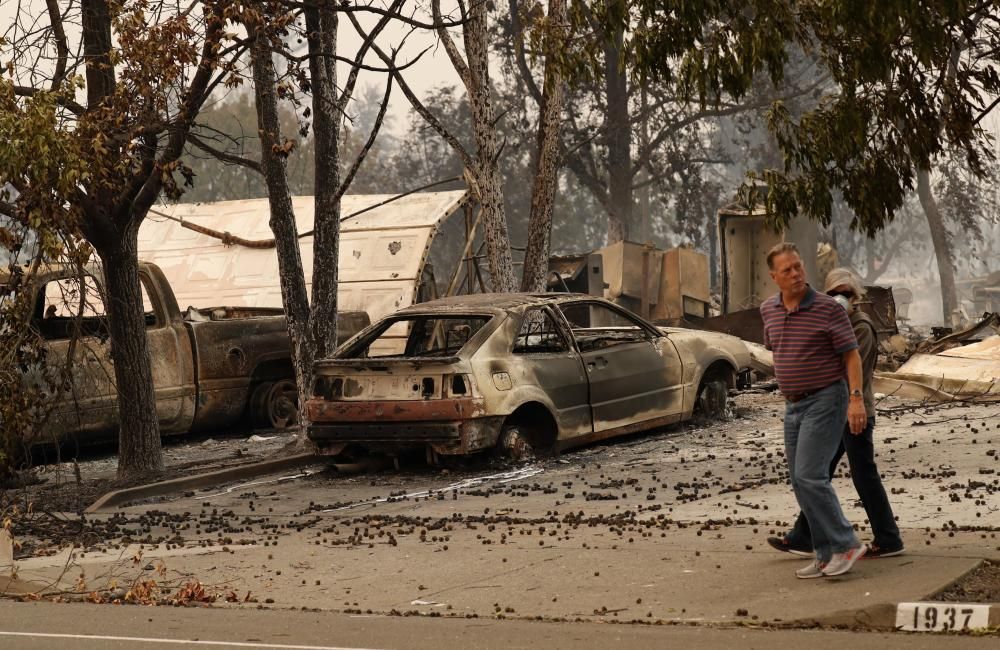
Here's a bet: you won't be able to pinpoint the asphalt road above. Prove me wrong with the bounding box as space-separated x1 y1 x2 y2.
0 600 994 650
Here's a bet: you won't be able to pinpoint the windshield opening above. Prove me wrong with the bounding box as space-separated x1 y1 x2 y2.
344 315 492 358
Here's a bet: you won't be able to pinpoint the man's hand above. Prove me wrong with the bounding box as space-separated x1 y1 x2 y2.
847 398 866 434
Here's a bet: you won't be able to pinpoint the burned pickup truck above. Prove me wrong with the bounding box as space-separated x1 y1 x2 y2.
7 261 368 446
306 293 750 463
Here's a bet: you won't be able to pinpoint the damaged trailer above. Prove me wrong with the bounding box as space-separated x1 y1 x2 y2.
138 190 484 354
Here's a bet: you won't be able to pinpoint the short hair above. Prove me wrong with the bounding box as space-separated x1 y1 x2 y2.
766 242 800 270
823 267 866 299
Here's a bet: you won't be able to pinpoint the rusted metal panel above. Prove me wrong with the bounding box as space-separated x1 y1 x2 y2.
859 285 899 340
919 312 1000 355
309 422 462 443
599 241 662 305
309 416 506 456
307 397 486 422
652 247 710 322
717 203 818 314
688 307 765 344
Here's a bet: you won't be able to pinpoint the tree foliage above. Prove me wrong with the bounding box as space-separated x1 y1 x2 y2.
627 1 1000 237
1 0 250 479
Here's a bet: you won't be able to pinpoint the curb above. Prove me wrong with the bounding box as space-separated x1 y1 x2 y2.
84 453 322 514
783 559 999 631
0 575 50 597
788 601 1000 631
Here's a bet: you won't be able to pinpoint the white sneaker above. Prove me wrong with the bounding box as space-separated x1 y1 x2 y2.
822 544 866 576
795 559 826 579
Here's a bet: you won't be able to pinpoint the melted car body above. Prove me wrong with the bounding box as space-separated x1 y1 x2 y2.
306 294 750 461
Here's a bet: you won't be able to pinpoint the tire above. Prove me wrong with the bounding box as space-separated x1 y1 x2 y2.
248 379 299 430
247 381 274 428
696 379 728 419
496 425 535 462
264 379 299 430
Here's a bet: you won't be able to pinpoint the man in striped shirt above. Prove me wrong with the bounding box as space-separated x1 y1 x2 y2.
761 242 867 579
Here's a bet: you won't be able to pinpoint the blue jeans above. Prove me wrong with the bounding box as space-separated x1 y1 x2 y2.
786 416 903 550
784 380 859 563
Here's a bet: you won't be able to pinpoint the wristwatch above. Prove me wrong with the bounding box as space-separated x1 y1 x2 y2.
850 389 863 399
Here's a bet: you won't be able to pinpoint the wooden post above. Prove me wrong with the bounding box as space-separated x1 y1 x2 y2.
640 243 654 319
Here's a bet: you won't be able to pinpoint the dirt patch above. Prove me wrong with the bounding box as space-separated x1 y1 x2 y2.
1 429 303 557
933 560 1000 603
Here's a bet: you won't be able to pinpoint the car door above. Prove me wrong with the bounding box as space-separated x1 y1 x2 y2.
510 307 591 439
557 301 683 434
35 273 117 440
137 267 196 434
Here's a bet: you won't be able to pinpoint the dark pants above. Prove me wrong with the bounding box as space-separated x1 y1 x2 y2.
787 416 903 550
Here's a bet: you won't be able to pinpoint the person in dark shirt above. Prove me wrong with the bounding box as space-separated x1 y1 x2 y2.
768 268 904 558
760 243 867 579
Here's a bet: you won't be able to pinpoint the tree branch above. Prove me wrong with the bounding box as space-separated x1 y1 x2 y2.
335 75 393 202
432 0 473 91
280 1 468 29
276 46 424 74
81 0 117 108
973 94 1000 125
507 0 543 105
346 10 476 171
338 0 404 114
127 2 225 223
11 85 86 115
188 132 263 173
44 0 70 90
563 148 609 209
0 200 17 219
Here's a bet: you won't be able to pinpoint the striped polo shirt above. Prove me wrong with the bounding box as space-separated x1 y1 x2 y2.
760 286 858 396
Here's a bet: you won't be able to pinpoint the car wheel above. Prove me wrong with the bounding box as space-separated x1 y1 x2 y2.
249 380 299 430
496 425 534 462
265 379 299 430
696 379 728 419
248 381 274 428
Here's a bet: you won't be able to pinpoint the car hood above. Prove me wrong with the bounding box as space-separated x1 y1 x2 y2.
658 327 752 365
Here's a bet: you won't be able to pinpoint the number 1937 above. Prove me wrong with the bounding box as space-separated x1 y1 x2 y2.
913 605 975 631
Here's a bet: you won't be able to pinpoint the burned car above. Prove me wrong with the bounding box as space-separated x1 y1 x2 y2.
306 294 751 462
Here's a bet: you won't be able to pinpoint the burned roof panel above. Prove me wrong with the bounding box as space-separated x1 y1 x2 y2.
136 191 468 323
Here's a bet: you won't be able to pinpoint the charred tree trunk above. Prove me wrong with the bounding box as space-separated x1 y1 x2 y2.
82 0 165 480
98 224 163 479
916 167 958 325
464 1 516 293
603 20 631 245
306 5 341 363
520 0 566 293
251 23 314 416
81 0 115 105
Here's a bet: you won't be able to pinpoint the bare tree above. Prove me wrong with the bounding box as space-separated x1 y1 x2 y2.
352 2 518 292
245 0 400 424
515 0 568 293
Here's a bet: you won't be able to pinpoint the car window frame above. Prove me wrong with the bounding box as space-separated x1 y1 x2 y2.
510 306 572 355
336 311 500 359
555 300 662 350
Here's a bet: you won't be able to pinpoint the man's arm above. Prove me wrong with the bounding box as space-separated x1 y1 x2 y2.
843 348 866 434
